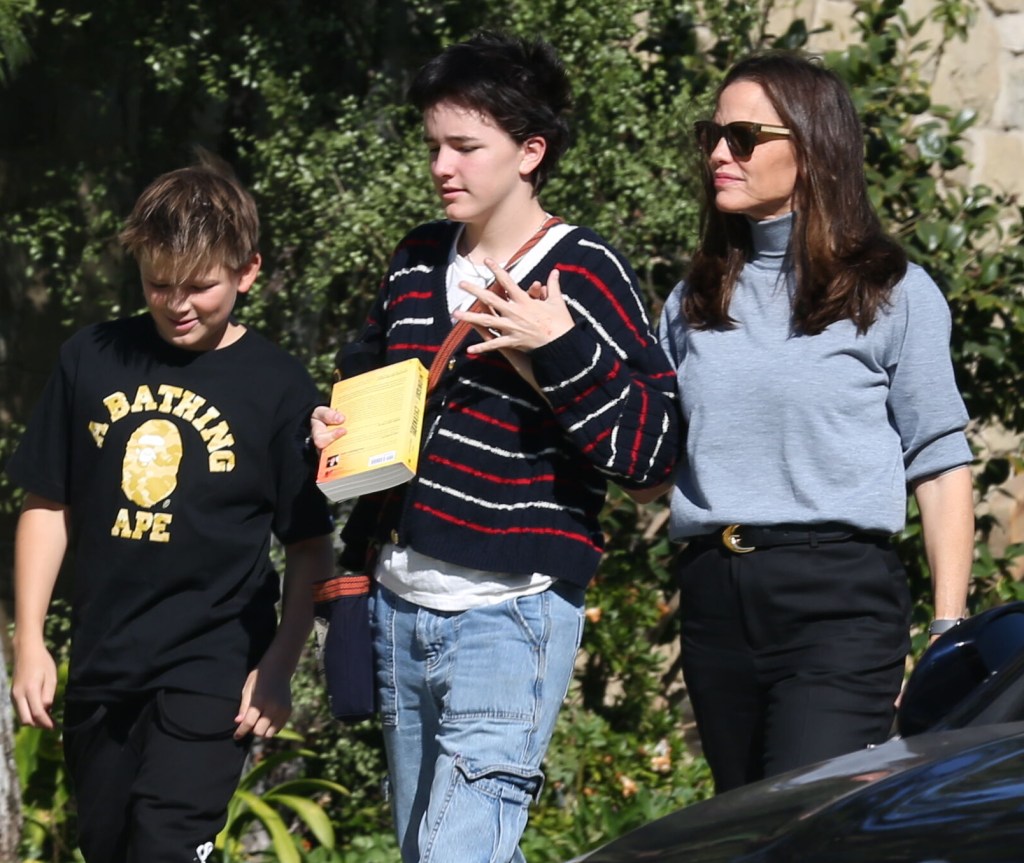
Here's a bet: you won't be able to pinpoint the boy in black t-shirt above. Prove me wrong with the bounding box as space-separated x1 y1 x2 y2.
7 155 335 863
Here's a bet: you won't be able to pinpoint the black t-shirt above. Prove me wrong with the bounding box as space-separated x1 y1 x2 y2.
6 315 334 700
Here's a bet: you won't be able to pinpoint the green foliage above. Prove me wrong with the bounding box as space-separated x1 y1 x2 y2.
280 651 396 860
579 490 680 729
218 732 349 863
523 701 711 863
15 661 82 863
0 0 38 83
10 605 74 861
3 0 1023 860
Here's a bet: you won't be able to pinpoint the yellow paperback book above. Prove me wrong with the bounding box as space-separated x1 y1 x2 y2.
316 358 428 502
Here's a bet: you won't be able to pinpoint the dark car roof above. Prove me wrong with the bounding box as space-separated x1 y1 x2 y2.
575 722 1024 863
575 604 1024 862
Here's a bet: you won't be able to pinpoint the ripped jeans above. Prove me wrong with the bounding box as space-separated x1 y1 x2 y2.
371 580 585 863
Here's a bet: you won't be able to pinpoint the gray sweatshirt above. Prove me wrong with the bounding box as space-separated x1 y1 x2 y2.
659 212 971 539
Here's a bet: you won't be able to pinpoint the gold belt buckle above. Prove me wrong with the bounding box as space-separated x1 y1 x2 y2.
722 524 755 554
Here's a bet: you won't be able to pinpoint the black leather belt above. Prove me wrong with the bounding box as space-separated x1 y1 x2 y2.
692 523 873 554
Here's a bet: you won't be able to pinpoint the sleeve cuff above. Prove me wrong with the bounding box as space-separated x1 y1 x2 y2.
905 433 973 485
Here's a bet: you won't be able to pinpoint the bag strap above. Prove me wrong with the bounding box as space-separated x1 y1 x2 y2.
426 215 563 394
312 574 372 603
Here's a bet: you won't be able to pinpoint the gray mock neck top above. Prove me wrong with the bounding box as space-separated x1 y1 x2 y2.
658 212 970 538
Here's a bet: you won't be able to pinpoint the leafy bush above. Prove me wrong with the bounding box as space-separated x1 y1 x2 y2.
15 669 80 863
2 0 1022 860
218 732 349 863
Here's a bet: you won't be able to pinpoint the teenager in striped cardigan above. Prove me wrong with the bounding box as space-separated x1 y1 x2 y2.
313 31 681 863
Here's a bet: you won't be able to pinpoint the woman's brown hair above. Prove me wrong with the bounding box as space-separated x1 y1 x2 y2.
684 52 906 335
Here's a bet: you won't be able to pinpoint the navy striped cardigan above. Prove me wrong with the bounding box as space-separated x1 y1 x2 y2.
340 219 681 588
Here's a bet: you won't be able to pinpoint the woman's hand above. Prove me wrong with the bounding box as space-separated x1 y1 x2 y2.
311 405 345 453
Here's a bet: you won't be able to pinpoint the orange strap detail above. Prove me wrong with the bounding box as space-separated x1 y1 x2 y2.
312 574 371 603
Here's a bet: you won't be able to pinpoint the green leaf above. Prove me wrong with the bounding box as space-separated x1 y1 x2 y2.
949 107 977 135
14 726 41 789
268 793 336 848
232 789 302 863
917 127 947 160
268 777 352 798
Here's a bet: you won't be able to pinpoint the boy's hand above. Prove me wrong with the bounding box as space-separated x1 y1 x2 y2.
310 405 346 453
234 532 326 740
234 663 292 740
11 640 58 730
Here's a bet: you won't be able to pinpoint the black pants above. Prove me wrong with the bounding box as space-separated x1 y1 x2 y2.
677 536 911 793
63 690 250 863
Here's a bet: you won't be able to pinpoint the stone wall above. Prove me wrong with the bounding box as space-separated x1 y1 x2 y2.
769 0 1024 197
770 0 1024 573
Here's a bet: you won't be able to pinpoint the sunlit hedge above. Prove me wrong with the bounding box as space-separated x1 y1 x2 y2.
3 0 1022 860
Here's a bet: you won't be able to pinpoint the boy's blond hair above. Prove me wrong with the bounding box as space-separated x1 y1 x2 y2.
120 150 259 285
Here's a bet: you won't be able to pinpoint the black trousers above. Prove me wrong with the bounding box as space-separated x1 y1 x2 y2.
677 536 911 793
63 690 251 863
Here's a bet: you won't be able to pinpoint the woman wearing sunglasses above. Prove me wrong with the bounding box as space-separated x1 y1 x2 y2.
647 52 974 793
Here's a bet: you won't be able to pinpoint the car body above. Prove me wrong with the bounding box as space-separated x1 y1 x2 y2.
571 602 1024 863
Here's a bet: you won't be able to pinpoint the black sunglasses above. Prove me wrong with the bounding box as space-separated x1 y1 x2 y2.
693 120 792 160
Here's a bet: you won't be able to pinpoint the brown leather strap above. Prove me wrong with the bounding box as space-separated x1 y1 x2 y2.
426 215 563 394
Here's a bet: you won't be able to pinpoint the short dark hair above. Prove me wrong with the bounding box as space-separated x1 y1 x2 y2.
686 51 906 335
408 31 572 191
120 149 259 285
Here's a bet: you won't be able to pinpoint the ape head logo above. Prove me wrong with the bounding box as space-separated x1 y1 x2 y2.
121 419 183 507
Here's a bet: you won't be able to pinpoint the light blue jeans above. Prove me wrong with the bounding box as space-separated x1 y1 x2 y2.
371 581 586 863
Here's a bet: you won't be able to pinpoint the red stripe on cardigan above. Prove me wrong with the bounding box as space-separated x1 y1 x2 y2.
556 263 645 345
415 502 601 550
467 352 508 371
448 404 520 433
449 397 559 432
390 290 434 308
551 359 623 417
388 343 440 354
581 426 613 455
628 385 650 475
427 454 557 485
